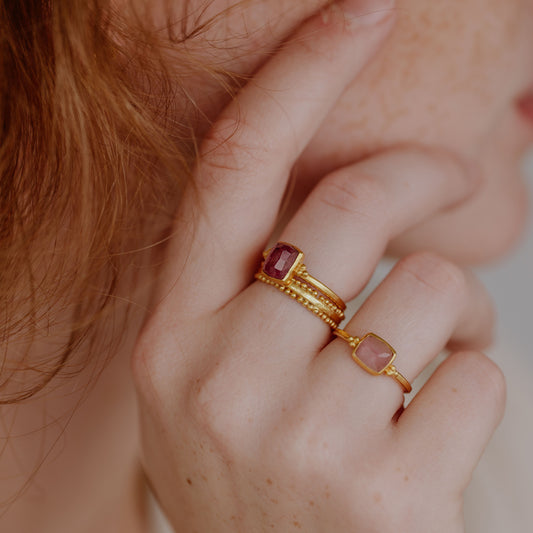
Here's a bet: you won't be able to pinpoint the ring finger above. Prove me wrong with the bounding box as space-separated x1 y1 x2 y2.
239 147 479 354
308 251 494 422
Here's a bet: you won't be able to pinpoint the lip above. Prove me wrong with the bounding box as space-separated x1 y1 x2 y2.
516 89 533 125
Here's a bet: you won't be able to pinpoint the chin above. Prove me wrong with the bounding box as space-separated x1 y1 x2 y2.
387 177 530 266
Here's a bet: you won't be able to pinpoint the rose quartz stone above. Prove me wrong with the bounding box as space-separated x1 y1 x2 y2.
263 244 299 280
355 335 394 373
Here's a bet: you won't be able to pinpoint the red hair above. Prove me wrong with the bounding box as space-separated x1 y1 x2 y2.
0 0 242 403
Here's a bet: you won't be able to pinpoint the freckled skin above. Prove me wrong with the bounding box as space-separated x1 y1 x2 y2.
297 0 533 263
175 0 533 263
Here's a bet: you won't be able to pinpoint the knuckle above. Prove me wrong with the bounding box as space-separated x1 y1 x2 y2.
130 327 164 401
188 365 253 460
292 6 355 61
456 350 507 408
198 115 271 189
201 116 242 155
397 252 466 299
315 169 387 224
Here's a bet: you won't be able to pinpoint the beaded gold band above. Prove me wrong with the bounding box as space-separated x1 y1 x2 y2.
255 242 346 329
256 273 342 328
334 329 412 393
293 264 346 311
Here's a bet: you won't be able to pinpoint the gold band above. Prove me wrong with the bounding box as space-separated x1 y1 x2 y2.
255 273 342 328
334 329 412 393
383 365 412 394
294 264 346 311
256 242 346 329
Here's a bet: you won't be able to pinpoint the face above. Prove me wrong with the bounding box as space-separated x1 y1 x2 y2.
155 0 533 264
300 0 533 264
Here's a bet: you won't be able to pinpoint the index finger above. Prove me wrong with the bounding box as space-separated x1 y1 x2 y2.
162 0 396 312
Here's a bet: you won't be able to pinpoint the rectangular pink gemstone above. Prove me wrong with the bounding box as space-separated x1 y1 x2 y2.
355 335 394 374
263 243 299 280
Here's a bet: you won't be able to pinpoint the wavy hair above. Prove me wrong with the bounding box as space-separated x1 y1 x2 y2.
0 0 248 403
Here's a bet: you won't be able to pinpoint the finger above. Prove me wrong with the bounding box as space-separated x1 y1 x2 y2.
395 351 506 492
278 146 478 303
161 1 396 312
311 252 494 420
239 147 478 353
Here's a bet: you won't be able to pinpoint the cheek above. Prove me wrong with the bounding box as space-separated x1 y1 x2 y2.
387 110 532 264
295 0 532 264
299 0 528 178
387 172 529 265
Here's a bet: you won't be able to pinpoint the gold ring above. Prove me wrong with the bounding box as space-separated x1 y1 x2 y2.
334 329 412 393
255 242 345 329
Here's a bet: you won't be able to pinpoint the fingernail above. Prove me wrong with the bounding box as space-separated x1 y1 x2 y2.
340 0 396 26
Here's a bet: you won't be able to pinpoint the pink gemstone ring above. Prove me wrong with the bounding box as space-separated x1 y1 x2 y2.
333 330 412 393
255 242 346 329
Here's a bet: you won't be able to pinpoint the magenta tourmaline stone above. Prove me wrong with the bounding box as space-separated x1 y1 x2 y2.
355 335 394 374
263 243 300 280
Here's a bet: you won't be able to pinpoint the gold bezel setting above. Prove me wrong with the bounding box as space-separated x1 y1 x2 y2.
256 242 346 329
352 333 397 376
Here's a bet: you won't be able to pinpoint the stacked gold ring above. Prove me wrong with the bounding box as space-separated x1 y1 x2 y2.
255 242 346 329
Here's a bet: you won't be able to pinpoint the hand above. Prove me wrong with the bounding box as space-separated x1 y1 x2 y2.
132 2 505 531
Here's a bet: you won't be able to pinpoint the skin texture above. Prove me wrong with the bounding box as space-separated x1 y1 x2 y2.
1 1 531 532
169 0 533 262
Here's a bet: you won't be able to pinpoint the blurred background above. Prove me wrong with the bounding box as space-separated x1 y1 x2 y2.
464 150 533 530
478 151 533 359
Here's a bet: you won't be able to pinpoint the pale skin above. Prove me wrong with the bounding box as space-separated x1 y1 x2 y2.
2 0 533 532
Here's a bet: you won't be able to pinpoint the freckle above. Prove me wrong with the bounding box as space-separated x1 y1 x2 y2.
270 498 278 504
452 387 458 393
404 475 409 482
186 478 193 485
282 407 287 412
309 500 315 507
293 521 302 528
374 492 382 503
201 474 207 481
266 478 273 485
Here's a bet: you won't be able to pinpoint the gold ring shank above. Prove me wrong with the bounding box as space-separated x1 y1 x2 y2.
384 366 412 393
291 279 344 318
334 329 412 394
296 266 346 311
255 272 343 329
